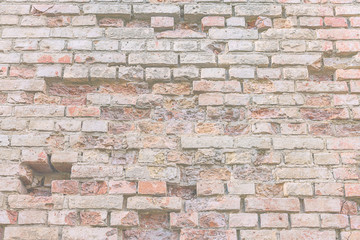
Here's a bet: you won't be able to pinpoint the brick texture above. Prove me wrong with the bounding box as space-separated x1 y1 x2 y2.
0 0 360 239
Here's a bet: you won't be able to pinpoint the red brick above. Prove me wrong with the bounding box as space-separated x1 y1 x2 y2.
199 212 226 228
80 211 107 226
51 180 79 195
81 181 108 195
138 181 167 195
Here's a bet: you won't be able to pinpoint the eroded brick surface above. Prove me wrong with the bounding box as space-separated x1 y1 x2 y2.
1 0 360 239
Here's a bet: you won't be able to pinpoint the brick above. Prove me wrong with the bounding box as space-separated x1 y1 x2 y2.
52 180 79 195
2 28 49 38
261 213 289 228
127 196 181 211
296 81 348 93
180 53 216 66
291 214 320 228
209 29 258 40
284 183 313 196
235 5 282 17
106 28 154 39
180 229 236 240
62 227 117 240
218 54 269 66
280 230 336 240
186 196 240 211
151 16 174 30
284 151 312 165
228 40 253 51
0 178 26 193
229 213 258 228
315 183 343 196
8 195 64 209
336 6 360 16
71 165 123 178
138 181 167 195
66 106 100 117
327 138 360 150
23 53 71 64
21 148 52 173
83 4 131 19
226 17 246 27
317 29 360 40
181 136 233 149
286 5 333 16
68 195 123 209
170 212 198 228
197 180 224 196
321 214 349 228
275 167 332 179
129 52 177 66
82 120 108 132
273 137 324 149
184 4 232 21
79 210 106 226
341 231 360 240
18 210 46 225
110 211 139 226
202 16 225 30
245 198 300 212
48 210 78 225
345 184 360 197
304 198 342 213
241 230 277 240
51 151 78 172
4 227 59 240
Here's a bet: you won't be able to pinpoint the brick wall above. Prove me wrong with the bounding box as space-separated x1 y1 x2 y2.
0 0 360 239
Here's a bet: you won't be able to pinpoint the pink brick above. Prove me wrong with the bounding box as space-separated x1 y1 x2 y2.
345 184 360 197
324 17 348 27
108 181 137 195
229 213 258 228
291 214 320 228
350 17 360 27
151 17 174 29
304 198 342 213
245 198 300 212
321 214 349 228
201 16 225 30
261 213 289 228
280 230 336 240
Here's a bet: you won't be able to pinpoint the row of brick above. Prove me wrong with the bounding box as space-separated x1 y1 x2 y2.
2 4 360 17
2 227 359 240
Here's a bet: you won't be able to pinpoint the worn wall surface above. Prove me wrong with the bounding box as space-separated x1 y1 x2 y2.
0 0 360 239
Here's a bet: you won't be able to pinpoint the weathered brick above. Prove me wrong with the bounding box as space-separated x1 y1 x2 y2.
4 227 59 240
127 196 181 211
245 198 300 212
68 195 123 209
